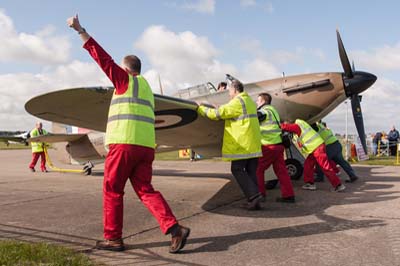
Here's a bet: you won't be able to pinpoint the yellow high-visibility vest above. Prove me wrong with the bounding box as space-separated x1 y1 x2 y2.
294 119 324 154
198 92 262 161
106 75 155 148
30 128 48 153
317 122 338 145
259 105 282 145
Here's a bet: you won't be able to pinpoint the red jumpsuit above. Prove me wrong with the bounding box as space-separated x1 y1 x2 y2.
256 144 294 198
281 123 341 188
29 152 46 172
84 38 177 240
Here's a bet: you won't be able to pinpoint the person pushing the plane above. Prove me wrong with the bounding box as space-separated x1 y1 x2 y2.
197 76 263 210
255 93 295 203
281 119 345 192
67 14 189 253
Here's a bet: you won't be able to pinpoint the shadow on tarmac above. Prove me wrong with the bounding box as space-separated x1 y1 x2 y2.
123 214 384 254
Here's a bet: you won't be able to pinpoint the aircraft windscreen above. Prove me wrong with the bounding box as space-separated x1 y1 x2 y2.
174 82 216 99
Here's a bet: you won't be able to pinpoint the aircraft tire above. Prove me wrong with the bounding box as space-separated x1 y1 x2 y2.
285 158 303 180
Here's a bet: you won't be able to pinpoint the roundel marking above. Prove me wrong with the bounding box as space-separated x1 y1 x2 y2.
155 109 198 130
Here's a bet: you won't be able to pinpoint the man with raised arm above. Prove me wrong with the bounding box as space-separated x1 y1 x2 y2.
67 14 190 253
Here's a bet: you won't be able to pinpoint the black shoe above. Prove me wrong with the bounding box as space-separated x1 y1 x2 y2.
314 177 324 182
169 225 190 253
95 238 125 251
345 176 358 183
29 167 35 172
241 194 263 210
260 195 266 203
276 196 296 203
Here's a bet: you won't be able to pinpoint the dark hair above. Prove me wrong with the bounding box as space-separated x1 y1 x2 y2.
258 93 272 104
217 82 227 89
123 55 141 73
231 80 244 93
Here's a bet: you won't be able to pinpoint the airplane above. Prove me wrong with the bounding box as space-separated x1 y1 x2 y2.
0 131 30 146
25 30 376 180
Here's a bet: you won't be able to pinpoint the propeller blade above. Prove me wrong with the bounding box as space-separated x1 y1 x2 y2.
337 30 354 78
351 94 367 154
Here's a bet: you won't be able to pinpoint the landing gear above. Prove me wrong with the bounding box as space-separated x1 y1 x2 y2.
83 161 94 175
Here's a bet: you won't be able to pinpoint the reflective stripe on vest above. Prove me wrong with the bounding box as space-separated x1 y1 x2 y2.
317 123 338 145
223 151 263 159
106 75 155 148
230 96 258 121
259 105 282 145
295 119 324 154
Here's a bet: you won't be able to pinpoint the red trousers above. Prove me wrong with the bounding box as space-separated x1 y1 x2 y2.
29 152 46 171
103 144 177 240
256 144 295 198
304 144 341 188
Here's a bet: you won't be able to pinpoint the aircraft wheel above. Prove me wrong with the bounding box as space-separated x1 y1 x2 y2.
285 158 303 180
265 180 278 190
83 161 94 176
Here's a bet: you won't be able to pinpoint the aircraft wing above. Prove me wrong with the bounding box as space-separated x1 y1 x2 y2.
25 87 224 151
28 133 87 143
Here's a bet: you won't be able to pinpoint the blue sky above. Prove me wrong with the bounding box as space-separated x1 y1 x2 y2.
0 0 399 135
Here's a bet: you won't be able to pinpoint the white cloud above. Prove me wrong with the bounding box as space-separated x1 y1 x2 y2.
240 38 265 58
135 25 235 93
0 9 70 65
240 38 326 65
241 59 280 82
135 25 282 94
181 0 215 14
352 42 400 71
240 0 257 7
239 1 274 13
264 2 274 13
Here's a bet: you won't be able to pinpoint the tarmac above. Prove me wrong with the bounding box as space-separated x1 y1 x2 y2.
1 149 400 266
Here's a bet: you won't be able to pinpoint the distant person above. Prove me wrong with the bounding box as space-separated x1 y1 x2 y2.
372 131 383 155
387 125 399 156
190 149 196 162
217 81 227 91
67 14 189 253
28 122 48 172
312 122 359 183
281 119 345 192
255 93 295 203
198 78 263 210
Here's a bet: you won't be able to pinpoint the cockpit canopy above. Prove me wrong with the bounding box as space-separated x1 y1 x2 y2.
173 82 216 99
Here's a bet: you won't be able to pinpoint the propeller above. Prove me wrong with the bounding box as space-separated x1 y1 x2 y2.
336 30 377 154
